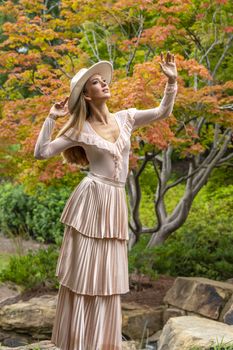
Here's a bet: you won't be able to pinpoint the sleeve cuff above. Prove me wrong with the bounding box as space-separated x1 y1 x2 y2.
47 115 57 121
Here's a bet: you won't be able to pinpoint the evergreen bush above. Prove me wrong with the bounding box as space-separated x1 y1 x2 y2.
0 182 71 244
27 186 71 244
0 246 59 290
0 182 33 237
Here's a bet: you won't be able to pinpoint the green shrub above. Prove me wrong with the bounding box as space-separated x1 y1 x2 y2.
0 181 73 244
27 185 71 244
0 246 59 290
0 182 33 237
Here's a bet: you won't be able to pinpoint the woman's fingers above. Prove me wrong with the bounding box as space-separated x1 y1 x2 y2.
160 51 175 66
61 97 69 107
159 62 167 75
160 52 165 65
160 51 173 65
54 97 69 109
54 101 63 109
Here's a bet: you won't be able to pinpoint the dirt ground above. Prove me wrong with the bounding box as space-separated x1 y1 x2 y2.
122 274 175 307
0 232 175 307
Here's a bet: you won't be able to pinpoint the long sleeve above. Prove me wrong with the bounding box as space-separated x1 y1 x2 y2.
132 81 178 130
34 117 78 160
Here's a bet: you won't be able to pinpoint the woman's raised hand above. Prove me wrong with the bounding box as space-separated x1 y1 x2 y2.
49 97 69 119
159 51 177 84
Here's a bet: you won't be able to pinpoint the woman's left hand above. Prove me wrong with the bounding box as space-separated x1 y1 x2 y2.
159 51 177 84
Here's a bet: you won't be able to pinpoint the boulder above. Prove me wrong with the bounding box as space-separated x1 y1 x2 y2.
0 282 21 306
0 340 58 349
0 329 33 347
0 294 57 336
226 278 233 284
122 302 165 340
123 341 139 350
0 340 139 349
164 277 233 320
163 307 186 325
220 294 233 325
148 329 162 342
157 315 233 350
0 293 162 342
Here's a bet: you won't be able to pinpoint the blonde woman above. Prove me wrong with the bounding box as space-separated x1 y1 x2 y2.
34 52 177 350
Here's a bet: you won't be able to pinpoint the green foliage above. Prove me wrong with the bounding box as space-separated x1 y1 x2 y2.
205 166 233 191
0 181 72 245
0 182 33 237
129 179 233 281
137 162 186 227
139 193 156 228
0 253 11 273
0 246 59 290
129 234 158 280
139 163 157 196
26 185 71 245
189 336 233 349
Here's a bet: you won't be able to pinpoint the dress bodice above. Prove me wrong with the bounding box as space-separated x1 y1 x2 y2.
63 109 136 182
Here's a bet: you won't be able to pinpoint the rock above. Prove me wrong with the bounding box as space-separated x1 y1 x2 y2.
0 294 57 334
220 294 233 325
163 307 186 325
0 294 162 343
1 336 29 347
157 315 233 350
148 329 162 342
0 340 139 349
123 341 139 350
164 276 233 320
226 278 233 284
0 282 21 306
0 329 32 346
122 302 165 340
0 340 58 350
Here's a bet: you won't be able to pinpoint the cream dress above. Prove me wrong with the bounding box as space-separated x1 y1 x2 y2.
34 81 177 350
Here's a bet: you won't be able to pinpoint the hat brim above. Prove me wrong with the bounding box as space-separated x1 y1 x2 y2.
68 61 113 113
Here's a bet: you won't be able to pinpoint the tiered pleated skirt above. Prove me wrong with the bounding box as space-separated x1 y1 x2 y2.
51 173 129 350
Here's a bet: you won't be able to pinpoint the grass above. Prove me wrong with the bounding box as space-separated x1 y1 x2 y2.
0 253 11 273
189 337 233 349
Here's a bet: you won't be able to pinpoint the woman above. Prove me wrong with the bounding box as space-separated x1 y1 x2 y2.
34 52 177 350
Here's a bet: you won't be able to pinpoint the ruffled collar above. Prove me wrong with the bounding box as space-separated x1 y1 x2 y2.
63 109 136 156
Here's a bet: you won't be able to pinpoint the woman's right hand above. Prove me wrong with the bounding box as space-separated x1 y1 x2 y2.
49 97 69 119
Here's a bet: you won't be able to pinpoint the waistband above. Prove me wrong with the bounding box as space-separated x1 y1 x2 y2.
87 172 125 188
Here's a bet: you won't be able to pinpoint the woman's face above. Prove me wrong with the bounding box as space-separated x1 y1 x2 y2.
83 74 111 102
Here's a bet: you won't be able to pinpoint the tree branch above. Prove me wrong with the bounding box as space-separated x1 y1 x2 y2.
125 14 144 75
212 34 233 77
193 129 232 195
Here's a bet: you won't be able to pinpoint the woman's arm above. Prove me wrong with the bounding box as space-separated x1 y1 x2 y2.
130 52 178 130
34 116 78 160
133 81 177 130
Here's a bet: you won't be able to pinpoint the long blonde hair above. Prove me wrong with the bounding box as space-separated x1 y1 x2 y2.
56 92 89 166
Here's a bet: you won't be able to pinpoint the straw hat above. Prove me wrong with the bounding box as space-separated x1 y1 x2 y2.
68 60 113 113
